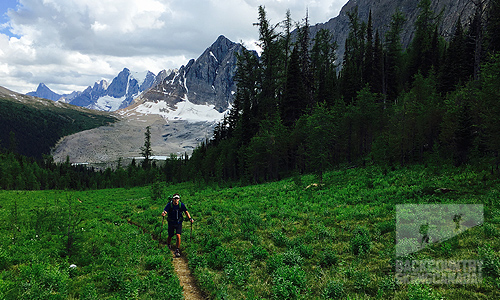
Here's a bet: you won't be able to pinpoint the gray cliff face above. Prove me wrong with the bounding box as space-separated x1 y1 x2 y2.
139 35 244 113
308 0 474 66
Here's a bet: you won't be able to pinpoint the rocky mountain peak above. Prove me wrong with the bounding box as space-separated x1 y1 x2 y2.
137 35 245 113
27 83 62 101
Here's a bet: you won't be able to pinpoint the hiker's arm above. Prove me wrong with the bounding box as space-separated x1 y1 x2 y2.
185 210 193 222
161 204 169 217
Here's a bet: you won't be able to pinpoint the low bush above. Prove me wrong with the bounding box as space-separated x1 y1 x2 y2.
272 265 306 300
319 249 338 268
144 255 164 270
225 261 249 286
322 280 345 299
351 226 371 255
250 245 269 260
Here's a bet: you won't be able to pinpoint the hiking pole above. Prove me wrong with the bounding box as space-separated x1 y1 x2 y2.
159 215 164 247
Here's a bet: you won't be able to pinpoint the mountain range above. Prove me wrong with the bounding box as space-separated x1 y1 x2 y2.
28 69 158 111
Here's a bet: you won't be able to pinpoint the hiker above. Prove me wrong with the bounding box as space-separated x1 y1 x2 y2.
161 193 193 257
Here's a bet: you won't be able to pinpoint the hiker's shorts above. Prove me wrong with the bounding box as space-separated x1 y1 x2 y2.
168 222 182 237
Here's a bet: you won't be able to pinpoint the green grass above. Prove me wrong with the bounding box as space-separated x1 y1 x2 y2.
1 164 500 299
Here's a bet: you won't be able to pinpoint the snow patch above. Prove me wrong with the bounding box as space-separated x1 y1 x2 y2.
95 95 128 111
210 51 218 62
128 100 226 123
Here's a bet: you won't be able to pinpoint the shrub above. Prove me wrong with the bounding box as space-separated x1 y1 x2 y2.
189 253 207 269
272 230 290 247
407 283 439 300
208 246 234 270
272 265 306 300
282 249 304 267
250 245 269 261
353 270 371 293
145 255 164 270
323 280 345 299
320 249 338 268
377 219 395 235
107 268 124 292
351 227 371 255
480 245 500 278
225 261 249 287
81 283 98 300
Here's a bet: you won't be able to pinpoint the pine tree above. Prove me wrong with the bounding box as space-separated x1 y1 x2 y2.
439 19 471 93
311 28 338 106
372 30 385 96
140 126 153 168
487 0 500 53
384 10 406 102
364 11 374 89
256 5 282 120
408 0 442 79
340 6 366 103
282 47 306 127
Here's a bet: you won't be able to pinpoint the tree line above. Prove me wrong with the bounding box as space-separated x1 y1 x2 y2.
2 0 500 190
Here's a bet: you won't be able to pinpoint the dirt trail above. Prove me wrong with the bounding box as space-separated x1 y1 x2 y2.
126 219 205 299
167 247 205 300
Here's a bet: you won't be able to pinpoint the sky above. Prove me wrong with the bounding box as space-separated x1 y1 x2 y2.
0 0 347 94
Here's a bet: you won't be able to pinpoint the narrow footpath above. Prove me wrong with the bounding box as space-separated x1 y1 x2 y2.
167 247 205 300
127 219 205 300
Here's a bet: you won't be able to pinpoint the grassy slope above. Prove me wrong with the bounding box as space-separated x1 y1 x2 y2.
0 88 117 158
1 164 499 299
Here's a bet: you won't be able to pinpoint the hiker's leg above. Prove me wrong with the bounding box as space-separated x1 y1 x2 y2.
167 224 175 247
176 234 181 249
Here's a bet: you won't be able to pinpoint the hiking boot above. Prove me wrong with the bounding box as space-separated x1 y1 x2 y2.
174 248 181 257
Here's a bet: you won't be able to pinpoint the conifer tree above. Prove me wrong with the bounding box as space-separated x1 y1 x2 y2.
282 47 306 127
340 6 366 103
408 0 442 79
384 10 405 101
311 28 337 106
140 126 153 168
364 11 374 89
487 0 500 53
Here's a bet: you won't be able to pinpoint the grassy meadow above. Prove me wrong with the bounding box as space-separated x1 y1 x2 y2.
1 164 499 299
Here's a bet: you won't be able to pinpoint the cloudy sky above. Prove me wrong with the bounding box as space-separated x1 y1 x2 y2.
0 0 347 94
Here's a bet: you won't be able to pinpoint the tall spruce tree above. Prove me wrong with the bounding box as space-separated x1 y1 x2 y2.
487 0 500 53
408 0 442 79
282 47 306 127
256 5 283 120
311 28 337 106
340 6 366 103
384 9 406 102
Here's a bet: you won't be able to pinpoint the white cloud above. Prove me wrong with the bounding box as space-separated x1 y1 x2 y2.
0 0 347 94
